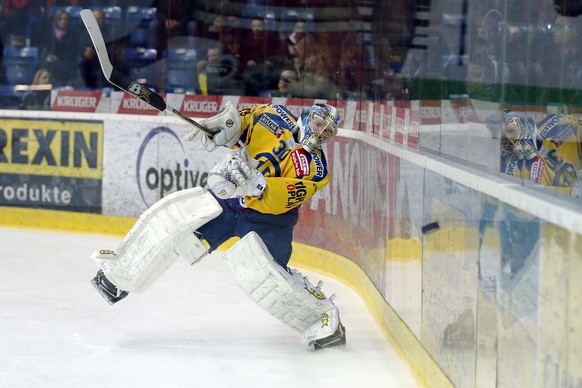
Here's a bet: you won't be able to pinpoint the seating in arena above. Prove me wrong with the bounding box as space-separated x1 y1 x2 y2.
122 47 158 87
279 9 314 32
3 46 38 85
125 6 157 48
164 48 198 93
93 6 123 32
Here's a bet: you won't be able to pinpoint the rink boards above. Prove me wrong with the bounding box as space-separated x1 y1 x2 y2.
1 100 582 387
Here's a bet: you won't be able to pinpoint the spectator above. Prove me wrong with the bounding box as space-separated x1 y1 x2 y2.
472 8 507 84
466 50 497 100
292 34 333 77
197 45 220 94
240 17 284 67
503 15 553 103
199 13 224 42
261 67 298 97
78 9 114 88
240 16 286 96
285 19 307 60
191 12 226 62
149 0 197 58
544 14 582 95
0 0 44 44
19 67 52 110
198 44 242 96
196 6 244 74
287 34 339 99
221 29 241 59
35 9 80 86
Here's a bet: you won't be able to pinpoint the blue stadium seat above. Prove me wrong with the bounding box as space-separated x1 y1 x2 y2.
94 6 122 30
0 85 28 109
164 48 198 93
123 47 157 86
280 9 314 32
3 46 38 85
125 6 157 48
264 10 277 32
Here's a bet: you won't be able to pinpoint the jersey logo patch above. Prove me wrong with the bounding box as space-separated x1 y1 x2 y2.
259 115 285 138
529 156 545 183
311 153 325 178
291 149 310 177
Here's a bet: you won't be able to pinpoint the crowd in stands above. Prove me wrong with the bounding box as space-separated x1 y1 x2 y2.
1 1 580 111
403 0 582 105
0 0 399 109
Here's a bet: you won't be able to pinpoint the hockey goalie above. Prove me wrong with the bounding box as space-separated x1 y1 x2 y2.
90 101 346 350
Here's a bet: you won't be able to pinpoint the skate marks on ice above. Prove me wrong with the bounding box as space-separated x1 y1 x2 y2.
0 227 418 388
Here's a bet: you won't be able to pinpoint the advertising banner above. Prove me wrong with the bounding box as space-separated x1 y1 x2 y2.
102 119 226 217
0 118 103 212
50 89 109 113
420 100 442 125
176 94 222 118
295 136 397 289
112 91 161 115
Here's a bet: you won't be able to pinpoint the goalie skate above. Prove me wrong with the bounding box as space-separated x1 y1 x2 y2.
313 322 346 350
91 269 128 305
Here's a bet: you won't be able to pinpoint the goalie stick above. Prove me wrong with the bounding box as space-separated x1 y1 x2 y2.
80 9 214 136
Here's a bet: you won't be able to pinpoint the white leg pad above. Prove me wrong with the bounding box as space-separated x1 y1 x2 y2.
224 231 340 346
92 187 222 292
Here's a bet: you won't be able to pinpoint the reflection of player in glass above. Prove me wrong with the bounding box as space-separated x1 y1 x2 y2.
90 102 346 350
496 111 582 197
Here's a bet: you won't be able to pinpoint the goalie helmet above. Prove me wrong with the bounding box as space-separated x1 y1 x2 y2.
296 104 341 152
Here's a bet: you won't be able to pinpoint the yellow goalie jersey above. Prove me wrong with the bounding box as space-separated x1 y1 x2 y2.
234 103 330 215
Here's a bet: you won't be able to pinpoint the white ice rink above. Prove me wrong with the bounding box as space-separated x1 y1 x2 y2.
0 227 418 388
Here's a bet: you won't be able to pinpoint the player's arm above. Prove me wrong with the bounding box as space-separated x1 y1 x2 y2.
206 148 329 214
183 103 271 150
244 175 329 214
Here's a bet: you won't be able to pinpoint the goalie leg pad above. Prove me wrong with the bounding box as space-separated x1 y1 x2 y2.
92 187 222 293
224 231 343 347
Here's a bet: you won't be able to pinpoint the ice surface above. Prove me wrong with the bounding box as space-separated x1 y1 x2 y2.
0 227 418 388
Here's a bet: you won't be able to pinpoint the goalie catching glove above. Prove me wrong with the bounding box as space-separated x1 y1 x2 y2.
183 101 242 150
208 148 266 199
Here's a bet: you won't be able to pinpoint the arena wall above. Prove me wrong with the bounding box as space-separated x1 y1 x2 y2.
2 97 581 387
